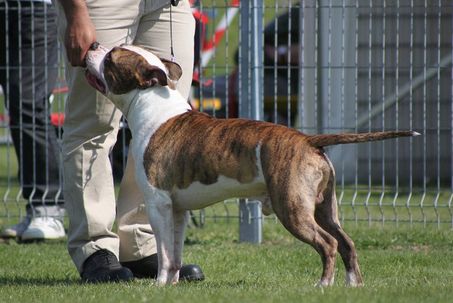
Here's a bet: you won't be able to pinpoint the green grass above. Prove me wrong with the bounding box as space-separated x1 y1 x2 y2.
1 221 453 303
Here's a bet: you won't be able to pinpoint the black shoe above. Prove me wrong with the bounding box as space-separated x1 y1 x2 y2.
121 253 205 282
81 249 134 283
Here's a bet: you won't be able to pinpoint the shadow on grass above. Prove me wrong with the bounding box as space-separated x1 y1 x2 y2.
0 276 260 289
0 238 67 246
0 276 80 286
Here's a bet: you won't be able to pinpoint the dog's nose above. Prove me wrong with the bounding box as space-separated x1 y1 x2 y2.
90 42 100 50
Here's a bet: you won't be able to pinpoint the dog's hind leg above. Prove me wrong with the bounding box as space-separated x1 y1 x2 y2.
314 160 363 287
271 193 338 287
286 211 337 287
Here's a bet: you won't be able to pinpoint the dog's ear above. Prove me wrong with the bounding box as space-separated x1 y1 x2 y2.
160 59 183 81
160 59 182 90
136 63 169 89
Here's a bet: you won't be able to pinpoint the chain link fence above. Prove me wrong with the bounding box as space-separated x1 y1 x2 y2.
1 0 452 232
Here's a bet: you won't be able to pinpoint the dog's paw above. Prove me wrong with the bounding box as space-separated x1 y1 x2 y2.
315 277 334 288
345 271 364 287
154 273 180 286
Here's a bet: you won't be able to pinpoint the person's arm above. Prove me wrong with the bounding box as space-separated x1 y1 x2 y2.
58 0 96 66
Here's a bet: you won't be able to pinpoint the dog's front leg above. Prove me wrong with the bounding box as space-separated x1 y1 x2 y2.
144 189 176 286
172 209 189 283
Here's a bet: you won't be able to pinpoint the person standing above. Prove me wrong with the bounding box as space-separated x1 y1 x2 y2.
0 0 66 241
55 0 204 282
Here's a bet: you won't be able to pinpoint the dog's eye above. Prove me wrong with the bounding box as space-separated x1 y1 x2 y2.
105 51 112 62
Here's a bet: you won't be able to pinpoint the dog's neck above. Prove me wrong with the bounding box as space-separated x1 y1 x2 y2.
107 86 191 138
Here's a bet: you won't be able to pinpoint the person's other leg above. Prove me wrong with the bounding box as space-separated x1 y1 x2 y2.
0 1 64 240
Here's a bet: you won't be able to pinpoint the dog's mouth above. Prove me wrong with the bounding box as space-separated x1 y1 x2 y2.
85 70 107 95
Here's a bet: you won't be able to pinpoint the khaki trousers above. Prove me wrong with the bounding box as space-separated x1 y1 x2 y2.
55 0 195 273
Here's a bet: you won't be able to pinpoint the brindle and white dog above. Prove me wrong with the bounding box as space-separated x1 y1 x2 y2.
85 44 419 287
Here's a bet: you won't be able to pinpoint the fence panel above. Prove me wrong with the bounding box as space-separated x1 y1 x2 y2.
194 0 452 228
1 0 452 233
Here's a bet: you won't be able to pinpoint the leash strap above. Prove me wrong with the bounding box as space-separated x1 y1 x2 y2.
169 0 180 62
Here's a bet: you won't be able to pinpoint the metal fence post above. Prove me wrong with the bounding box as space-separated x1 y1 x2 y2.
238 0 263 244
239 200 262 244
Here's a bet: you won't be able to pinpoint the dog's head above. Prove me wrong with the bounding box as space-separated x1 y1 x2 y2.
85 43 183 95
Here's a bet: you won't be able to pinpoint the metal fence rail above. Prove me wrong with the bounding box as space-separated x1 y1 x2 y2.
1 0 452 233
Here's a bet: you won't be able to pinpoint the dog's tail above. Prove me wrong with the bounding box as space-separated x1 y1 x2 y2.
306 130 420 148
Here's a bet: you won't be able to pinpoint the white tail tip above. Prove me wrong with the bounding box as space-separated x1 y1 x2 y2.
411 131 421 136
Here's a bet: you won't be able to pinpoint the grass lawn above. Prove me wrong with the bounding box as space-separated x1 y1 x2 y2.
1 220 453 303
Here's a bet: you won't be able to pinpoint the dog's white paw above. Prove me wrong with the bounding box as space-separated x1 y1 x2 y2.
345 271 363 287
315 277 334 288
155 279 167 287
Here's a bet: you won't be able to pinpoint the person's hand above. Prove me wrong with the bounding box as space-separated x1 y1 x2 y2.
64 16 96 66
60 1 97 67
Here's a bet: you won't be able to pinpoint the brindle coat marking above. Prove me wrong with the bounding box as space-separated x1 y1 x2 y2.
144 111 309 190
